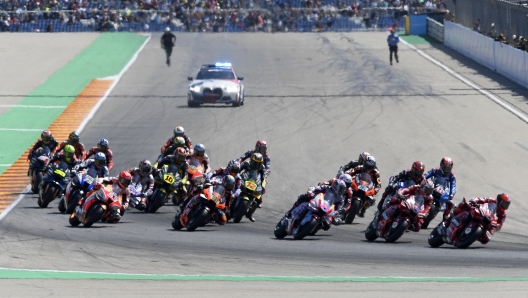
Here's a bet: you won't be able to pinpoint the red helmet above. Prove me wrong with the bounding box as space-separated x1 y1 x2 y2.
411 161 425 178
118 171 132 188
358 151 370 165
255 140 267 155
41 130 53 145
440 157 453 174
496 193 511 211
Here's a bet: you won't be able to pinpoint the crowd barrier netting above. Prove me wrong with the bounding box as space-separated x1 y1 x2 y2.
444 21 528 88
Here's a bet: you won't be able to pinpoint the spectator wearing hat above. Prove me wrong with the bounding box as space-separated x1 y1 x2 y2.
487 23 496 39
161 26 176 66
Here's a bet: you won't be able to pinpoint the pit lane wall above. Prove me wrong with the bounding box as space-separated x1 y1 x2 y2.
444 21 528 88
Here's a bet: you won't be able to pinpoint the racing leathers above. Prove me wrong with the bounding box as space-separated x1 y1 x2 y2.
445 197 506 244
83 177 130 222
161 135 192 154
187 153 211 175
56 140 86 161
425 167 457 221
238 150 271 176
383 185 433 232
206 167 242 208
156 155 189 205
127 167 154 211
74 159 109 178
85 146 114 171
28 138 59 161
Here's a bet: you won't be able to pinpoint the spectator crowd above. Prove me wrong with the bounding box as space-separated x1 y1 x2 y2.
1 0 447 32
472 19 528 52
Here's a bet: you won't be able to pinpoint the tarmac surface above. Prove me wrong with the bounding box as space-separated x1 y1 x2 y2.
1 33 527 296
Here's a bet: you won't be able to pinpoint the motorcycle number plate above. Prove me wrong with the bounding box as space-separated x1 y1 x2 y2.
163 174 175 184
54 169 66 178
359 185 368 192
212 193 221 204
245 181 257 191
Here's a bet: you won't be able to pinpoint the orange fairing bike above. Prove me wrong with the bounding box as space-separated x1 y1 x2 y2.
341 172 376 224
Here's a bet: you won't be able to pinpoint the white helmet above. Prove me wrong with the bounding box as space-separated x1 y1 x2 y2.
165 27 170 32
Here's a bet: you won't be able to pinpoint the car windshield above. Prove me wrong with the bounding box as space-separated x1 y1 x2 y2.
196 70 235 80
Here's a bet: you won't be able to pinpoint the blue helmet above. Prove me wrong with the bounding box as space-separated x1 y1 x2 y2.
97 138 109 151
94 152 106 168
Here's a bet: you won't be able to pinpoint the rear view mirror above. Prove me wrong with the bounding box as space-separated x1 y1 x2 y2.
187 77 193 81
237 77 244 81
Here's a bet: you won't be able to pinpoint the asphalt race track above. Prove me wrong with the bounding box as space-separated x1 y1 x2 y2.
1 33 528 296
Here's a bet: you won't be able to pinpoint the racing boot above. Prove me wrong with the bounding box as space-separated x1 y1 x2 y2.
246 209 256 222
358 207 366 218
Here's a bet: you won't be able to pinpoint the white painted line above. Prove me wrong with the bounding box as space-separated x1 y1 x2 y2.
0 128 44 132
0 105 66 109
0 164 12 167
0 34 152 223
77 34 151 133
400 39 528 124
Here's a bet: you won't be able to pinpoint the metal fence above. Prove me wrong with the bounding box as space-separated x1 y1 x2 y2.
445 0 528 41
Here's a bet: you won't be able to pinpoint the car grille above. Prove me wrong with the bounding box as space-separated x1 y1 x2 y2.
203 88 223 99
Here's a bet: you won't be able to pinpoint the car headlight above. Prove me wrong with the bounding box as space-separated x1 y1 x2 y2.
190 86 201 93
225 86 238 93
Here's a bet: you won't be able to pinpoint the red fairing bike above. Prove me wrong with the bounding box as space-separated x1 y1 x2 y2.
428 199 497 249
365 195 425 243
69 186 123 227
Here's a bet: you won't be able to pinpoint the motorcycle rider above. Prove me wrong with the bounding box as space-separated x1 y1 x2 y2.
380 179 434 232
443 193 510 244
127 160 155 211
206 159 242 208
73 152 109 178
28 130 59 161
337 151 375 176
239 152 268 222
161 126 192 154
238 140 270 207
345 155 381 217
56 131 86 160
49 144 80 170
377 161 426 214
425 157 457 222
85 138 114 171
157 147 189 204
187 143 211 174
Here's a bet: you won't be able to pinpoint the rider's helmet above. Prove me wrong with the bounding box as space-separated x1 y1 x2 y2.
97 138 109 152
250 153 264 170
411 160 425 179
173 126 185 138
255 140 267 155
331 179 347 196
440 157 453 174
420 179 434 195
223 175 236 191
68 131 80 145
138 159 152 176
320 200 332 214
358 151 370 166
364 156 377 170
193 143 206 157
94 152 106 169
173 136 186 148
176 147 187 163
41 130 53 145
496 193 511 211
227 159 241 175
165 27 171 32
118 171 132 188
338 174 353 189
64 145 75 162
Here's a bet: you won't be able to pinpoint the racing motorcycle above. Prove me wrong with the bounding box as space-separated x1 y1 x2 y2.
428 199 496 249
274 193 335 240
29 146 51 194
38 161 70 208
421 179 452 229
149 164 183 213
341 172 376 224
69 186 123 227
365 194 425 243
230 168 265 223
59 170 95 214
172 177 226 231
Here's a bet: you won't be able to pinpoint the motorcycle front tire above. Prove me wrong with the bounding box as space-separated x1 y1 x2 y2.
186 208 209 231
147 189 165 213
31 171 42 194
385 220 409 243
421 203 437 229
428 223 445 247
345 199 361 224
66 190 82 214
83 205 106 227
69 212 81 226
293 218 318 240
58 198 66 213
274 218 288 239
41 185 57 208
455 226 483 249
364 221 379 241
233 199 249 223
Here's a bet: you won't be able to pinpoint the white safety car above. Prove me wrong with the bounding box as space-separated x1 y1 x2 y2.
187 63 245 107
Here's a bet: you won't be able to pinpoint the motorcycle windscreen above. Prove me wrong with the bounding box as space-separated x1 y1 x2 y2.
431 175 450 193
356 172 372 184
242 169 262 191
187 157 203 174
411 195 425 213
323 189 340 207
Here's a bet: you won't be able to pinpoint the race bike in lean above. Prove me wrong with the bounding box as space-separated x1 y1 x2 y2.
341 172 376 224
421 178 452 229
59 170 95 214
149 164 183 213
274 193 335 240
29 146 51 194
365 194 425 243
428 199 497 248
69 186 122 227
230 168 265 223
38 161 70 208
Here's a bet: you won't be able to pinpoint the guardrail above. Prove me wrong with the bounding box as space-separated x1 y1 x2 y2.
427 17 443 42
444 21 528 88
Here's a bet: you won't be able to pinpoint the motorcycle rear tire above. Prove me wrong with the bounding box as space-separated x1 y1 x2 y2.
345 200 361 224
455 226 483 249
84 205 105 227
385 220 409 243
66 191 82 214
428 224 445 247
364 221 379 241
187 208 209 231
69 213 81 226
41 185 57 208
233 199 249 223
422 203 437 229
58 198 66 213
274 219 288 239
293 218 318 240
147 189 165 213
31 171 42 194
